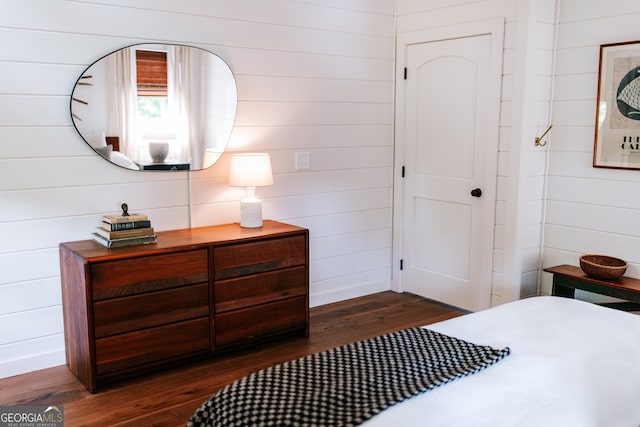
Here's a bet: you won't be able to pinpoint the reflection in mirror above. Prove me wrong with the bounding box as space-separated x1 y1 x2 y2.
71 44 237 171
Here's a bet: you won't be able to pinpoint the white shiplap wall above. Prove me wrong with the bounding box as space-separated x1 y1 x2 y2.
503 0 557 301
541 0 640 297
7 0 636 381
0 0 395 378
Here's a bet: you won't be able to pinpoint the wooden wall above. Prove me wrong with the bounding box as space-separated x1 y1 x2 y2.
541 0 640 297
5 0 638 380
0 0 394 378
396 0 640 304
395 0 557 305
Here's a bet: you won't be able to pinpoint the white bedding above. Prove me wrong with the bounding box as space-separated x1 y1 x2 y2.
363 296 640 427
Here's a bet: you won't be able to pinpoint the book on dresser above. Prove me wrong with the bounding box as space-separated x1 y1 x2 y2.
91 232 158 248
94 226 155 240
101 220 152 231
92 205 157 248
102 212 148 224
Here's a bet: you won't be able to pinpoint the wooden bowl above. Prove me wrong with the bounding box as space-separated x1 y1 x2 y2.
579 254 627 280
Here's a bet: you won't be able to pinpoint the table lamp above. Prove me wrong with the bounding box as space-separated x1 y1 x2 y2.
228 153 274 228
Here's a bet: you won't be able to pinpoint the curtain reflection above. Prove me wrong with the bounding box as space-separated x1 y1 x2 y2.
168 45 199 166
109 48 138 160
110 45 203 166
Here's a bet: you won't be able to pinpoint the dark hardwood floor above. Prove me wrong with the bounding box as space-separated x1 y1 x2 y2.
0 291 466 426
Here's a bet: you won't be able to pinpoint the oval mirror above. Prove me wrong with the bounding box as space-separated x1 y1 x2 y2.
70 43 237 171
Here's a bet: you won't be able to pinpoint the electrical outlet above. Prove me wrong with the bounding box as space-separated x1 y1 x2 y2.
295 152 310 170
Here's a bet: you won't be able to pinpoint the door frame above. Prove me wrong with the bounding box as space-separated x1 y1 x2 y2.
391 19 505 305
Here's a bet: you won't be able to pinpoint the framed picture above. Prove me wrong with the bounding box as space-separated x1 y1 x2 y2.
594 40 640 169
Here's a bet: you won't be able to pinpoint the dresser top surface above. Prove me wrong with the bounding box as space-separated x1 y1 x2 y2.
60 220 308 261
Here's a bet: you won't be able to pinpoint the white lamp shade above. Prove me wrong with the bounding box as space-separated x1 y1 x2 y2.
228 153 274 187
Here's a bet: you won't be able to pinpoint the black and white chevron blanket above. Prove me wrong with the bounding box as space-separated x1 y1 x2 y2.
188 327 510 427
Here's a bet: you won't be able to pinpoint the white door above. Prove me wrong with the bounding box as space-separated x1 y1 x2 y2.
395 22 503 311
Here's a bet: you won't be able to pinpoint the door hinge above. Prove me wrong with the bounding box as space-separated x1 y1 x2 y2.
404 67 407 80
400 259 404 270
401 166 405 177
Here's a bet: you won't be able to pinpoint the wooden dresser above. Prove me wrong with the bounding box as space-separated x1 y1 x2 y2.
59 220 309 392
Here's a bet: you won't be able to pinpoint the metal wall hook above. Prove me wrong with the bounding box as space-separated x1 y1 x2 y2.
534 125 552 147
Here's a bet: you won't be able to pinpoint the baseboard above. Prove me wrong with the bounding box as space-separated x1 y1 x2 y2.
0 349 65 380
310 279 391 308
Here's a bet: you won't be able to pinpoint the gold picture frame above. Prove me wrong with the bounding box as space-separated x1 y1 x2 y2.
594 40 640 169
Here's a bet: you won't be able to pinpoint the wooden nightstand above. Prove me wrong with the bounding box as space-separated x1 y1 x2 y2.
544 264 640 311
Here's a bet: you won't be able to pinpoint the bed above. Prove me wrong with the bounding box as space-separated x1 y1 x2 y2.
84 133 141 170
189 296 640 427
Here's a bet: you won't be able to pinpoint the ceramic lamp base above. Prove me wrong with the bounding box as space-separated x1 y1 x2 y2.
240 199 262 228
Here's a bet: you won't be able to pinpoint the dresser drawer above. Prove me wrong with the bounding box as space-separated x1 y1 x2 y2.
214 235 306 280
93 283 209 338
95 317 210 375
91 249 208 301
215 296 306 346
214 266 306 313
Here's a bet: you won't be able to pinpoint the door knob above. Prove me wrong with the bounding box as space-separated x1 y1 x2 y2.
471 188 482 197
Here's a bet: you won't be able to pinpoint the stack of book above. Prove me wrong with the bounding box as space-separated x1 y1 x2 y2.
92 211 157 248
